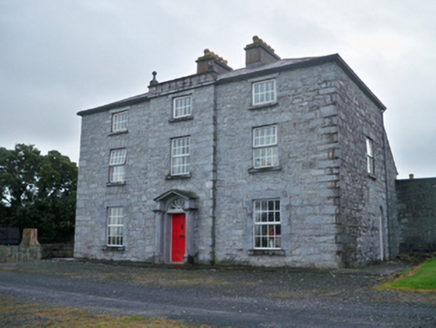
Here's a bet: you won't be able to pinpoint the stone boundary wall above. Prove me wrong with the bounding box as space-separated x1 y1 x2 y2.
41 243 74 259
396 177 436 253
0 245 42 263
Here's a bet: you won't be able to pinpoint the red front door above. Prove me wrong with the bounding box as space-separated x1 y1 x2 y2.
171 214 186 263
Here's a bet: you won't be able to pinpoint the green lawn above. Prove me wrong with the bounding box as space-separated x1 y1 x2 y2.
379 258 436 292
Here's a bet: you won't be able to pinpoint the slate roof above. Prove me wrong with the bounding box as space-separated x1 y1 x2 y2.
78 53 385 117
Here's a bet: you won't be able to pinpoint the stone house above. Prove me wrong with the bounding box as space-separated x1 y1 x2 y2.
74 36 398 268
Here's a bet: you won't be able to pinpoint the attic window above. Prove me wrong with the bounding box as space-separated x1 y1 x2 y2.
253 80 276 105
112 111 128 132
173 96 192 118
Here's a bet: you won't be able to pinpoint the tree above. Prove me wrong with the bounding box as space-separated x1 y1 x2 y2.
0 144 78 242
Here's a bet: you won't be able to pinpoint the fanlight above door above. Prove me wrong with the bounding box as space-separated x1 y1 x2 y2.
168 198 185 212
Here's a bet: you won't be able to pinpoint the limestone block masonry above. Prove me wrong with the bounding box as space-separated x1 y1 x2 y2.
74 38 398 268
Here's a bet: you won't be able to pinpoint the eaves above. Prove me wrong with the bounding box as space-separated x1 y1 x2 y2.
217 54 386 111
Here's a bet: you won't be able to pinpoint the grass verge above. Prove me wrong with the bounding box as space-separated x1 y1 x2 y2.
0 294 208 327
377 258 436 292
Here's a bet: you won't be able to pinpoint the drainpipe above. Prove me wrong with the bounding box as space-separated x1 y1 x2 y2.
381 108 392 259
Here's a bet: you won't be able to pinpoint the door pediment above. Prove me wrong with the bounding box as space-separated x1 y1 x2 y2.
153 189 197 212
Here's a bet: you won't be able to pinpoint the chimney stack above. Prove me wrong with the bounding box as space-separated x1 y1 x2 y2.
244 36 281 67
196 49 233 74
409 174 414 179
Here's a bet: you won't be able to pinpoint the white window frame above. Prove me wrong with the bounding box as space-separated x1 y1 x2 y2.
253 125 279 168
109 148 126 183
171 136 190 176
253 199 281 249
173 96 192 118
252 79 276 106
107 207 124 246
112 111 128 132
366 137 374 175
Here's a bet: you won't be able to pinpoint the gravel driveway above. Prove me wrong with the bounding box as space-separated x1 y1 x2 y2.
0 259 435 327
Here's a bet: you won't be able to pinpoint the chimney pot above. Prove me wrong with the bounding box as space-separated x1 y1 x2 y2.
409 174 414 179
196 49 232 74
244 35 280 67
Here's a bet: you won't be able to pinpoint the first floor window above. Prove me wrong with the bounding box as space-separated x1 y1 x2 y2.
366 137 374 175
254 199 281 249
109 148 126 182
253 79 276 105
112 111 128 132
171 136 190 175
253 125 278 168
107 207 124 246
173 96 192 118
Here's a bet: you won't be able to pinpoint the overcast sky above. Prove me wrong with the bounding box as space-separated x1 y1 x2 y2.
1 0 435 179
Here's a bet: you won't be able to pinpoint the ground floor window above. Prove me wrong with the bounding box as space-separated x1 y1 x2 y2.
253 199 281 249
107 207 124 246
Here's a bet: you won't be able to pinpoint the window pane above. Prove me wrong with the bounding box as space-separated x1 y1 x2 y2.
108 207 124 246
262 237 268 248
254 126 276 147
367 157 374 174
366 138 373 156
112 111 128 132
171 137 190 175
261 212 267 222
275 211 280 223
366 138 374 174
109 149 126 165
253 200 281 249
172 137 190 156
174 96 192 118
254 146 278 168
110 165 125 182
253 80 276 105
275 236 281 248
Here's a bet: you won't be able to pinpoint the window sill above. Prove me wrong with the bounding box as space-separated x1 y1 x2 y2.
106 182 126 187
248 249 285 256
368 173 377 180
102 246 125 252
248 102 278 111
108 130 128 136
248 166 282 174
166 173 191 180
168 116 194 123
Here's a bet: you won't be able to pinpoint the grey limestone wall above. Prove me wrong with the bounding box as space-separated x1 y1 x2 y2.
215 63 342 268
335 67 397 267
396 178 436 252
75 75 218 264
